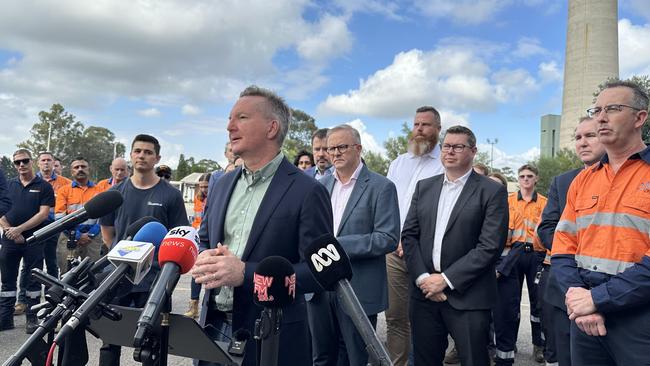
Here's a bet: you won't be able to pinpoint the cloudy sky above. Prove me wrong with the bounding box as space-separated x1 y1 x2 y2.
1 0 649 170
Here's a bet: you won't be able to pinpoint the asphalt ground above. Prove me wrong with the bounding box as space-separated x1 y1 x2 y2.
0 271 543 365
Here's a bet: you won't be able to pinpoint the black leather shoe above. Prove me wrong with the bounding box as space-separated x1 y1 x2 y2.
0 320 15 331
25 316 38 334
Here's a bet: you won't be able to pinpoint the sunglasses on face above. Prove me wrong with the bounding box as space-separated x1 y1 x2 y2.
13 158 31 166
519 174 534 179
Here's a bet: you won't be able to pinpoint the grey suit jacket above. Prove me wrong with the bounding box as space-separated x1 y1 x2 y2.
320 164 400 315
402 170 509 311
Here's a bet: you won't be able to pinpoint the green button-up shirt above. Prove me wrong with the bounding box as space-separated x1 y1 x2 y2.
215 152 284 311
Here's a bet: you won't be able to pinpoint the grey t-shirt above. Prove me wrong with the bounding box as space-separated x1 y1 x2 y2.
100 178 189 291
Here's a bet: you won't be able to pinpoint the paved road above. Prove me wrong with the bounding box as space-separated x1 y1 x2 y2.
1 273 543 365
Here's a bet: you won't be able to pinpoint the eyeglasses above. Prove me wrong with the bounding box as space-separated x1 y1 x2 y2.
13 158 31 166
518 174 534 179
326 144 358 154
586 104 643 118
441 144 471 153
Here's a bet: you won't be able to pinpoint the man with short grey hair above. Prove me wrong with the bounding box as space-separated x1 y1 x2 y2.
308 124 399 365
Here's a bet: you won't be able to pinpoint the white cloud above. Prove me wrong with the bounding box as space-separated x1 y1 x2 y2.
513 37 548 58
181 104 200 116
439 110 470 131
138 108 161 117
0 93 36 157
296 15 353 64
618 19 650 77
477 143 539 172
163 117 227 137
538 61 562 83
319 46 539 119
344 119 385 155
413 0 511 24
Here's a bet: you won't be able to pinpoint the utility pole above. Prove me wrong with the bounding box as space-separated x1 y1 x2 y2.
46 120 52 151
487 138 498 170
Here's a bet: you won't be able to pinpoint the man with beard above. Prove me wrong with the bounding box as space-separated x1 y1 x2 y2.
385 106 444 366
54 157 104 273
306 128 333 180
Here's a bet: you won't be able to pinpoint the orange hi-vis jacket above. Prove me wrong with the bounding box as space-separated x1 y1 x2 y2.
551 147 650 313
96 177 121 192
55 181 103 218
507 191 547 252
191 195 206 229
38 172 71 196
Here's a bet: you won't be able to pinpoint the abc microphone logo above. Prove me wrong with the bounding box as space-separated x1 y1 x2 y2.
310 244 341 272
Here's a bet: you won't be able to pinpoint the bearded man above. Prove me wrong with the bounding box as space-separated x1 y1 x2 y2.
385 106 445 366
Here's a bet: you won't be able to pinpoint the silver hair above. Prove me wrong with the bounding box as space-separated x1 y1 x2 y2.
327 124 362 145
240 85 291 146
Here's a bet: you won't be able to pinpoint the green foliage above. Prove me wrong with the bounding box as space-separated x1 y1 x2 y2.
175 154 192 180
173 155 221 180
1 156 17 179
531 148 582 195
594 75 650 143
282 108 317 162
18 104 125 181
191 158 221 174
363 150 390 176
383 122 410 161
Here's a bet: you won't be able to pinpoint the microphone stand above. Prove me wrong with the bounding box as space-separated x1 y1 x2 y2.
133 287 173 365
254 308 282 366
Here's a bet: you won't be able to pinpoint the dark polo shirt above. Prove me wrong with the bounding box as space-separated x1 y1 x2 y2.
4 175 55 239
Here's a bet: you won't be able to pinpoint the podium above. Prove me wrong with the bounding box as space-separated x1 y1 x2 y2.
87 305 243 365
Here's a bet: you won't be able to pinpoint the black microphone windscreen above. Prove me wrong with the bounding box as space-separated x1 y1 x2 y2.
303 234 352 291
84 190 124 218
253 256 296 308
125 216 159 238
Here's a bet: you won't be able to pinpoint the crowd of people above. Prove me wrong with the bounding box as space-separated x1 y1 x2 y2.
0 80 648 366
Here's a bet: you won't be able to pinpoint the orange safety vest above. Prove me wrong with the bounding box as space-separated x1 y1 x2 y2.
552 156 650 275
507 191 547 252
192 195 206 229
55 181 103 218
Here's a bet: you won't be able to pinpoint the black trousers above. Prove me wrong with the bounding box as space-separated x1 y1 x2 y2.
0 240 44 321
18 235 58 303
410 296 490 366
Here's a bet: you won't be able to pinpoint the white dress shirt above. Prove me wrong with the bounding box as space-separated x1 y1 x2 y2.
331 162 363 235
387 145 444 230
417 168 473 290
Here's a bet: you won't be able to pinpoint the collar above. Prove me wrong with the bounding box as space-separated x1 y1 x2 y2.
443 167 472 185
334 162 363 185
242 152 284 184
36 171 57 181
517 190 538 202
72 180 96 188
407 144 441 160
108 177 114 185
594 145 650 170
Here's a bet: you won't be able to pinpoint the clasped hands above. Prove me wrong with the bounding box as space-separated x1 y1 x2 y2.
565 286 606 336
419 273 448 302
4 226 25 243
191 244 245 289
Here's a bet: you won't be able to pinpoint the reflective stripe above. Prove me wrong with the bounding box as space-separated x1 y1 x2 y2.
0 291 17 297
546 363 559 366
54 213 65 220
496 349 515 360
530 315 541 323
523 218 537 229
511 229 526 239
25 290 41 298
541 332 546 341
501 247 511 257
556 219 577 235
68 203 83 213
576 212 650 234
544 253 551 263
575 254 635 275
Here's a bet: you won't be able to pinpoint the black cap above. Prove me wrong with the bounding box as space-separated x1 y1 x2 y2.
253 256 296 308
303 234 352 291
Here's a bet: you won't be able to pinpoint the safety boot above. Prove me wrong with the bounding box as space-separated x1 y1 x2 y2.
183 299 199 319
533 345 545 363
26 314 38 334
14 302 26 316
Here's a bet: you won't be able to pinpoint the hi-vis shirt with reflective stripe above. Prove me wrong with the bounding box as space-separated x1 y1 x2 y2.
54 181 102 223
507 191 547 252
552 154 650 276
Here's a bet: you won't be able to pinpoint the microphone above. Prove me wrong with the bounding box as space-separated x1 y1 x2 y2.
304 234 392 366
126 216 160 240
133 226 199 347
26 190 123 244
54 234 156 343
253 256 296 366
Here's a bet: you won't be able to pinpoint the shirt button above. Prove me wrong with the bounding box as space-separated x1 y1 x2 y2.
248 187 252 192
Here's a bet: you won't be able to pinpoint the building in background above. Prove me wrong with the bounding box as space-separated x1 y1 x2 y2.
560 0 619 150
541 114 561 158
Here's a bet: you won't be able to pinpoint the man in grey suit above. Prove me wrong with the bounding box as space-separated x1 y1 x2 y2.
402 125 509 366
307 124 400 366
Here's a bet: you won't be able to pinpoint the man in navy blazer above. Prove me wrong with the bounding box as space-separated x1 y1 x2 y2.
536 116 605 366
307 125 400 366
192 86 333 366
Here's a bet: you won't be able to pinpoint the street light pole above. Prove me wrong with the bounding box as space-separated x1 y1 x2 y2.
487 138 498 170
46 120 53 151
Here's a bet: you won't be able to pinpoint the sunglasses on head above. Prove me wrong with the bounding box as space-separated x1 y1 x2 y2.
13 158 31 166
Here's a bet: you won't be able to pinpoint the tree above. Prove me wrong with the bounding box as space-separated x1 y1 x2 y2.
531 148 582 194
282 109 317 162
363 150 390 176
384 122 411 162
191 159 221 173
594 75 650 143
1 156 17 179
77 126 126 182
175 154 192 180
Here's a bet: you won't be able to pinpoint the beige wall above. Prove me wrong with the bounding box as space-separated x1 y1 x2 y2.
560 0 619 149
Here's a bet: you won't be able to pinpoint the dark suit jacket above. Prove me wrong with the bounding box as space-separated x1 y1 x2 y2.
0 168 11 217
537 168 582 310
402 170 509 310
197 158 333 365
319 165 400 315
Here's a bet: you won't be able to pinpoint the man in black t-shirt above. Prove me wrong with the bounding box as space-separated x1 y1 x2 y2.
99 134 188 365
0 149 54 333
